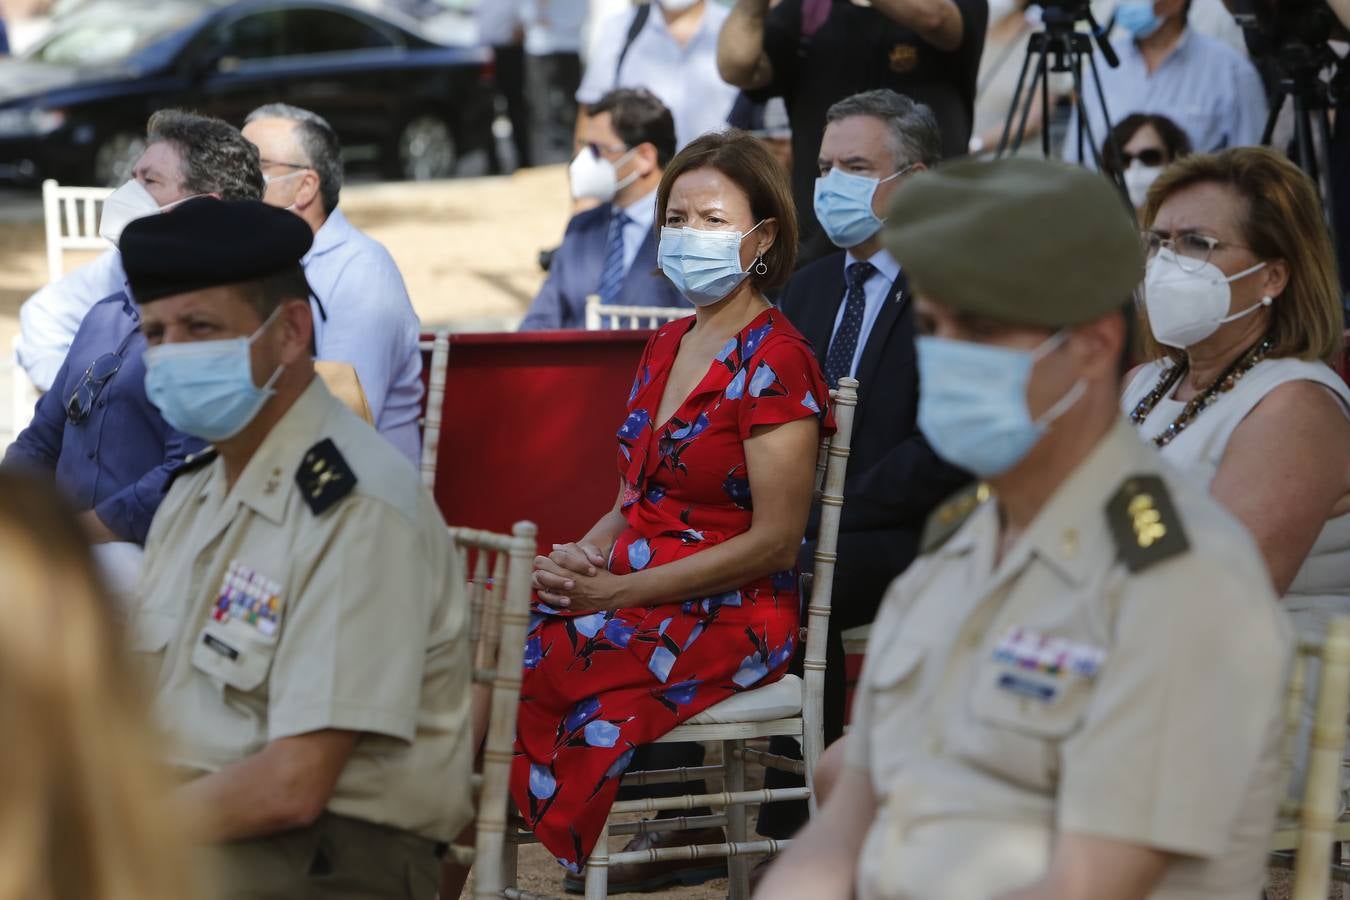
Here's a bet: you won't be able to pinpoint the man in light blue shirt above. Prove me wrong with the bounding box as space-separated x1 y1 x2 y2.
1065 0 1266 163
242 104 423 467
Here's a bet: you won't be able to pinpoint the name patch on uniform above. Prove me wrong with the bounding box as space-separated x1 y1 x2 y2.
211 560 283 637
993 627 1106 679
203 633 239 660
997 672 1058 702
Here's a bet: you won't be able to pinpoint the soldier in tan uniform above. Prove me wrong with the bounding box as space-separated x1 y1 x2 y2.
119 199 471 899
756 159 1293 899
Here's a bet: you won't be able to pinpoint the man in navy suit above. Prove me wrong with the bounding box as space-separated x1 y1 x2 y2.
758 89 970 842
519 88 688 330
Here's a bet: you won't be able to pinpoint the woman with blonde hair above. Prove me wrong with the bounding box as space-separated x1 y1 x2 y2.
0 471 199 900
1123 146 1350 624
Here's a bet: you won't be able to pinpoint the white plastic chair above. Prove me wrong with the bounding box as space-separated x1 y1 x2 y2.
584 295 689 331
498 377 860 900
444 521 539 900
42 179 113 283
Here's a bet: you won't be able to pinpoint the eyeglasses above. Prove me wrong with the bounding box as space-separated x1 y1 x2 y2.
1121 148 1166 167
66 352 122 424
1142 231 1252 273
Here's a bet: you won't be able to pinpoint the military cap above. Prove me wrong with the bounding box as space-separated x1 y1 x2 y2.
882 158 1142 327
121 198 313 303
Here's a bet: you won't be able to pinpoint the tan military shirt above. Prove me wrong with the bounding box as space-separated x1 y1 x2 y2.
130 378 472 843
847 420 1292 899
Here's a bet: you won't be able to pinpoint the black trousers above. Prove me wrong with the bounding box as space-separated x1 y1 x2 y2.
525 51 582 166
491 43 531 170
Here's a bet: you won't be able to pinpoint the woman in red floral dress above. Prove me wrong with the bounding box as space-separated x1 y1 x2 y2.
515 131 835 875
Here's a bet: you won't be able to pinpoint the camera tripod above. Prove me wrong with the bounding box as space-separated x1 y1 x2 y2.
1262 50 1340 237
996 5 1128 193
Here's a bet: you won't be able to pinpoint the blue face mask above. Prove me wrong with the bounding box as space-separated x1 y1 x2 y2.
1115 0 1163 37
658 220 764 307
915 332 1085 478
143 307 285 442
813 166 912 249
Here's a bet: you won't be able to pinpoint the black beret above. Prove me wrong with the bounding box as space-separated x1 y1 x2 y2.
883 158 1143 327
121 198 314 303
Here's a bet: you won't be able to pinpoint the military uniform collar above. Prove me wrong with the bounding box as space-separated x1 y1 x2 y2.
199 377 337 524
1011 419 1155 585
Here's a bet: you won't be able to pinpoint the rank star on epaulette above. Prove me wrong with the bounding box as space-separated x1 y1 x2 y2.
920 482 990 553
1106 474 1189 572
296 438 357 515
166 448 218 488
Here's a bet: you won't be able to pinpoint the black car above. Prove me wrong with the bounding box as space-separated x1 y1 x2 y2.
0 0 495 185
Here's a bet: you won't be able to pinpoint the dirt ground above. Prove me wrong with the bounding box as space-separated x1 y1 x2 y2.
0 165 579 337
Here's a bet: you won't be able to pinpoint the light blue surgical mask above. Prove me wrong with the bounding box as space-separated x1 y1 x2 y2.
658 220 765 307
143 307 285 442
1115 0 1163 38
915 332 1085 477
813 165 913 249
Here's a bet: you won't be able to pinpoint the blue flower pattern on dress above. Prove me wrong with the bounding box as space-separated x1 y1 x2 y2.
512 309 836 876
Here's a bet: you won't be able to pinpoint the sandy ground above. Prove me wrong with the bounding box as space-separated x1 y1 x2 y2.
0 166 579 443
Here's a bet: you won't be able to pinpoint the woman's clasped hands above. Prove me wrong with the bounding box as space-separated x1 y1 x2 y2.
532 541 626 612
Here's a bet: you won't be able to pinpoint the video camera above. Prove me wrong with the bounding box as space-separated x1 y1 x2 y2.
1232 0 1345 81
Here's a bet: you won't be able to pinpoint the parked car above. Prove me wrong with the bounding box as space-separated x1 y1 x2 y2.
0 0 495 185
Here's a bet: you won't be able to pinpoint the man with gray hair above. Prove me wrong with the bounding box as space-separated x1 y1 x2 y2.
6 109 263 591
242 103 423 467
756 87 969 844
15 109 263 392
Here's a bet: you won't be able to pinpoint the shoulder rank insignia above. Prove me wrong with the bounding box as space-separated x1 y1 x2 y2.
1106 474 1190 572
296 438 357 515
920 482 990 554
166 449 218 488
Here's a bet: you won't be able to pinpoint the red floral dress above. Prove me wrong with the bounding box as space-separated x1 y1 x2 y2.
510 308 835 872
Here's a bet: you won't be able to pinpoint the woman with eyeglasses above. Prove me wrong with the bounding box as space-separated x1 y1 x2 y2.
1100 113 1192 214
1123 146 1350 618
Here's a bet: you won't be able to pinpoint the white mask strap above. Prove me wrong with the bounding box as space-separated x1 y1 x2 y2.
1217 295 1274 325
1036 378 1087 428
1222 260 1267 285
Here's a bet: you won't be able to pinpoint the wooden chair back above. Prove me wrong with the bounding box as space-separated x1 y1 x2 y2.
1282 616 1350 900
445 521 537 899
314 361 373 425
584 295 689 330
419 329 451 490
42 179 113 282
800 376 858 807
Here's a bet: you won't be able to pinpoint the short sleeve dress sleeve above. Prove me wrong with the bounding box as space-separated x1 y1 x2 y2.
737 335 836 441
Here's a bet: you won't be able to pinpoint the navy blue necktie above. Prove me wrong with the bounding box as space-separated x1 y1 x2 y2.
824 261 876 390
597 209 631 307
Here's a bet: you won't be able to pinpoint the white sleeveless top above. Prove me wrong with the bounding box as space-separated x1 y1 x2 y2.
1122 357 1350 635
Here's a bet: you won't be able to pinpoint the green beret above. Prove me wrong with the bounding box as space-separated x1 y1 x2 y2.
882 158 1142 327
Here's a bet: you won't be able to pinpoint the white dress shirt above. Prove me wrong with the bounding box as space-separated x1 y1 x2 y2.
304 208 423 467
617 188 657 275
829 248 901 379
525 0 589 54
576 2 738 149
16 248 126 392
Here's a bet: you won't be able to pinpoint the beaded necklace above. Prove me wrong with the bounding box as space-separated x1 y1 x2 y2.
1128 335 1275 448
